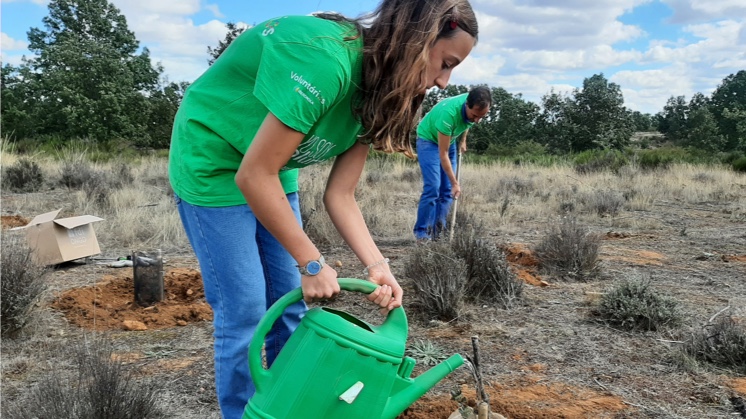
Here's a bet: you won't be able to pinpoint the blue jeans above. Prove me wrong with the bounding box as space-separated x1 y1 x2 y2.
414 138 457 240
175 193 306 419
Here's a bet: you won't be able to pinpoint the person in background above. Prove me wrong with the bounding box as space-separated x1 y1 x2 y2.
168 0 479 417
413 86 491 243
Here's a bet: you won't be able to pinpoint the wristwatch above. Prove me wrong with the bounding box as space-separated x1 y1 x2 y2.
297 255 325 276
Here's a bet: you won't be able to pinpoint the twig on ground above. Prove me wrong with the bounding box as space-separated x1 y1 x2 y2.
469 335 489 419
655 338 685 344
593 377 608 391
708 306 731 323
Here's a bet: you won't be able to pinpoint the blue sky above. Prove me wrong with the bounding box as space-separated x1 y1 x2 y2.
2 0 745 114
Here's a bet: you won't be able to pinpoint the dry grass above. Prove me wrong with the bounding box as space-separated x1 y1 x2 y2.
1 234 49 338
4 147 742 255
1 336 163 419
1 148 187 253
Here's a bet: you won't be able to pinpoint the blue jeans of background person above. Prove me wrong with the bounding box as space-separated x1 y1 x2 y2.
414 138 457 240
175 193 306 419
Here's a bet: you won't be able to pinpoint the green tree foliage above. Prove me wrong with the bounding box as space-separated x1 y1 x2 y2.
657 95 689 143
685 107 725 152
629 110 654 131
536 75 634 153
710 70 746 151
474 87 539 153
570 74 634 151
721 107 746 151
1 0 166 146
147 80 189 148
207 22 247 66
537 90 576 153
688 92 709 111
1 64 37 139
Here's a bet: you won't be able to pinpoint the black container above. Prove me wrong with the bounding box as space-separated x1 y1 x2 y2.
132 249 163 307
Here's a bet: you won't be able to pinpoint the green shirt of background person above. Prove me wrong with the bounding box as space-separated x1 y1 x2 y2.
413 86 491 241
167 1 481 418
417 92 474 147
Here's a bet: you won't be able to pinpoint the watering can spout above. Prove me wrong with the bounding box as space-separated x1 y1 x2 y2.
384 353 464 419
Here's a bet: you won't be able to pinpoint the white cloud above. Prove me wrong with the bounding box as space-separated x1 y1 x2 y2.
112 0 201 17
0 52 26 66
1 32 29 51
473 0 647 50
663 0 746 24
107 0 236 81
204 3 224 18
612 66 693 113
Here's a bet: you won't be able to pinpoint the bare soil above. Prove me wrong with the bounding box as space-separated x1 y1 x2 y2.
2 195 745 418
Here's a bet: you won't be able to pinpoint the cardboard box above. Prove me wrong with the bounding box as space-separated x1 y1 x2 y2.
15 209 104 265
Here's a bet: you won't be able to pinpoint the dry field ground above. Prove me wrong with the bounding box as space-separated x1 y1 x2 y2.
1 150 745 418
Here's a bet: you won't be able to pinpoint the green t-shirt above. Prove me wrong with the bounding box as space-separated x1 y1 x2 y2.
169 15 364 207
416 93 473 144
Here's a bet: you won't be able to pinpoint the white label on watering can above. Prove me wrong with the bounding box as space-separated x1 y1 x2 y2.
339 381 364 404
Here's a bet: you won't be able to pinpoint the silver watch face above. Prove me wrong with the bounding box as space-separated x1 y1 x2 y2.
306 260 323 275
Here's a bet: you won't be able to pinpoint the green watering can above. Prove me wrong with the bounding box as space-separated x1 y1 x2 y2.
243 278 464 419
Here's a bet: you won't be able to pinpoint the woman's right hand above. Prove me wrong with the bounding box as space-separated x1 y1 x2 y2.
301 265 340 303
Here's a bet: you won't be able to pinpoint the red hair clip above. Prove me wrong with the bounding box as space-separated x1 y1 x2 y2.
450 20 458 30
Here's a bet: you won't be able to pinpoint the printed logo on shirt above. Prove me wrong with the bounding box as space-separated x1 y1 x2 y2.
287 134 336 167
291 72 326 105
262 20 280 36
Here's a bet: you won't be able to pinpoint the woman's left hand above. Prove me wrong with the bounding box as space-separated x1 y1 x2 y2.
366 268 403 314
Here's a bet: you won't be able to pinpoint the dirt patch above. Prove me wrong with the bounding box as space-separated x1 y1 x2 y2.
399 378 630 419
731 378 746 396
1 215 29 229
51 268 212 331
501 243 549 287
604 232 656 240
600 246 667 266
502 243 540 267
486 378 629 419
722 254 746 263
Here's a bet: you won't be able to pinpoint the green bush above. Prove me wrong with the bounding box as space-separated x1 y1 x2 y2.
682 315 746 374
732 156 746 173
595 278 683 332
1 235 48 338
2 158 44 193
574 149 629 174
636 148 682 170
721 151 744 165
535 216 601 282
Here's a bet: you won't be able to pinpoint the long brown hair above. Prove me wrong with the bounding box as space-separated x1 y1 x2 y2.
319 0 478 158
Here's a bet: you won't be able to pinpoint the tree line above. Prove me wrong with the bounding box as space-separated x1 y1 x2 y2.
2 0 745 155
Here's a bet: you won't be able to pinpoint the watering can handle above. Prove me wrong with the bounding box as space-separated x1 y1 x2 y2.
249 278 405 393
